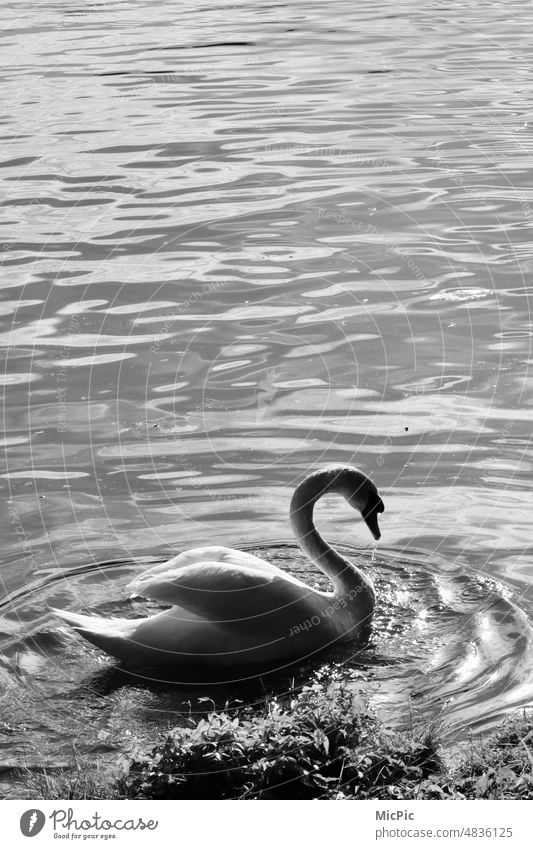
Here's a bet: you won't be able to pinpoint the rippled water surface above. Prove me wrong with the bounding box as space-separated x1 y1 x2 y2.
2 0 533 787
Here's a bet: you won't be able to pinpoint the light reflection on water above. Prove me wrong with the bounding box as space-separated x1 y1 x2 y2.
1 0 533 784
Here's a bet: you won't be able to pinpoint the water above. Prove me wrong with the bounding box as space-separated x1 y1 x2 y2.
2 0 533 789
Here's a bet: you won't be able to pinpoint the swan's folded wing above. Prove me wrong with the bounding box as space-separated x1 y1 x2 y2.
128 560 312 623
126 546 281 598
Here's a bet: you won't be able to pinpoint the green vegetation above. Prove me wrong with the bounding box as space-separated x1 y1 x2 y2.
444 718 533 800
17 761 123 801
14 670 533 800
122 672 438 800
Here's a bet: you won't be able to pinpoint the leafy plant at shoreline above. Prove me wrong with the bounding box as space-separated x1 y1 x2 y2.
447 716 533 800
121 672 441 800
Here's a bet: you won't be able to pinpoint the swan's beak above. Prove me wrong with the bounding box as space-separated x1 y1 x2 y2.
362 496 384 540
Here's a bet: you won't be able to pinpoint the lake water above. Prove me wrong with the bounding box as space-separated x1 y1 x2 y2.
1 0 533 790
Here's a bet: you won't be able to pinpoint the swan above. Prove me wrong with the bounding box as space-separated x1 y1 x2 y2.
52 465 384 668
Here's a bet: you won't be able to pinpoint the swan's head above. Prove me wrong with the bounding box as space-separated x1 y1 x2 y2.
338 467 384 540
294 465 385 540
358 489 385 540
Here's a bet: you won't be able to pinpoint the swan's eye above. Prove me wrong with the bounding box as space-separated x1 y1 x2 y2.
362 494 385 519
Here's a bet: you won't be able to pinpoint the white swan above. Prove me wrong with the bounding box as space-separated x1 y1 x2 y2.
52 465 384 668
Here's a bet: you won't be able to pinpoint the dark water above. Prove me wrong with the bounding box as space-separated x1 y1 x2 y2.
1 0 533 789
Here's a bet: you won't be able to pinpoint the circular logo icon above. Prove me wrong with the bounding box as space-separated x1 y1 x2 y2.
20 810 46 837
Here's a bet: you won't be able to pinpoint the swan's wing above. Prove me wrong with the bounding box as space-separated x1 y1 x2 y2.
128 560 312 622
126 546 280 597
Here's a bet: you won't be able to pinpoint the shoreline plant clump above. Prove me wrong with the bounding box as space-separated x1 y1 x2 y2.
122 672 440 800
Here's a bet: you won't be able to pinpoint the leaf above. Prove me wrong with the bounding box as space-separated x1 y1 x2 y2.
475 774 490 795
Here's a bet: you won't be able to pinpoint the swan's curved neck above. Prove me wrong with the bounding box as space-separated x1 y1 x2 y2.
289 475 373 602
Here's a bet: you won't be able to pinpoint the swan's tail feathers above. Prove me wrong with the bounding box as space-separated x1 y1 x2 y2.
50 608 135 660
